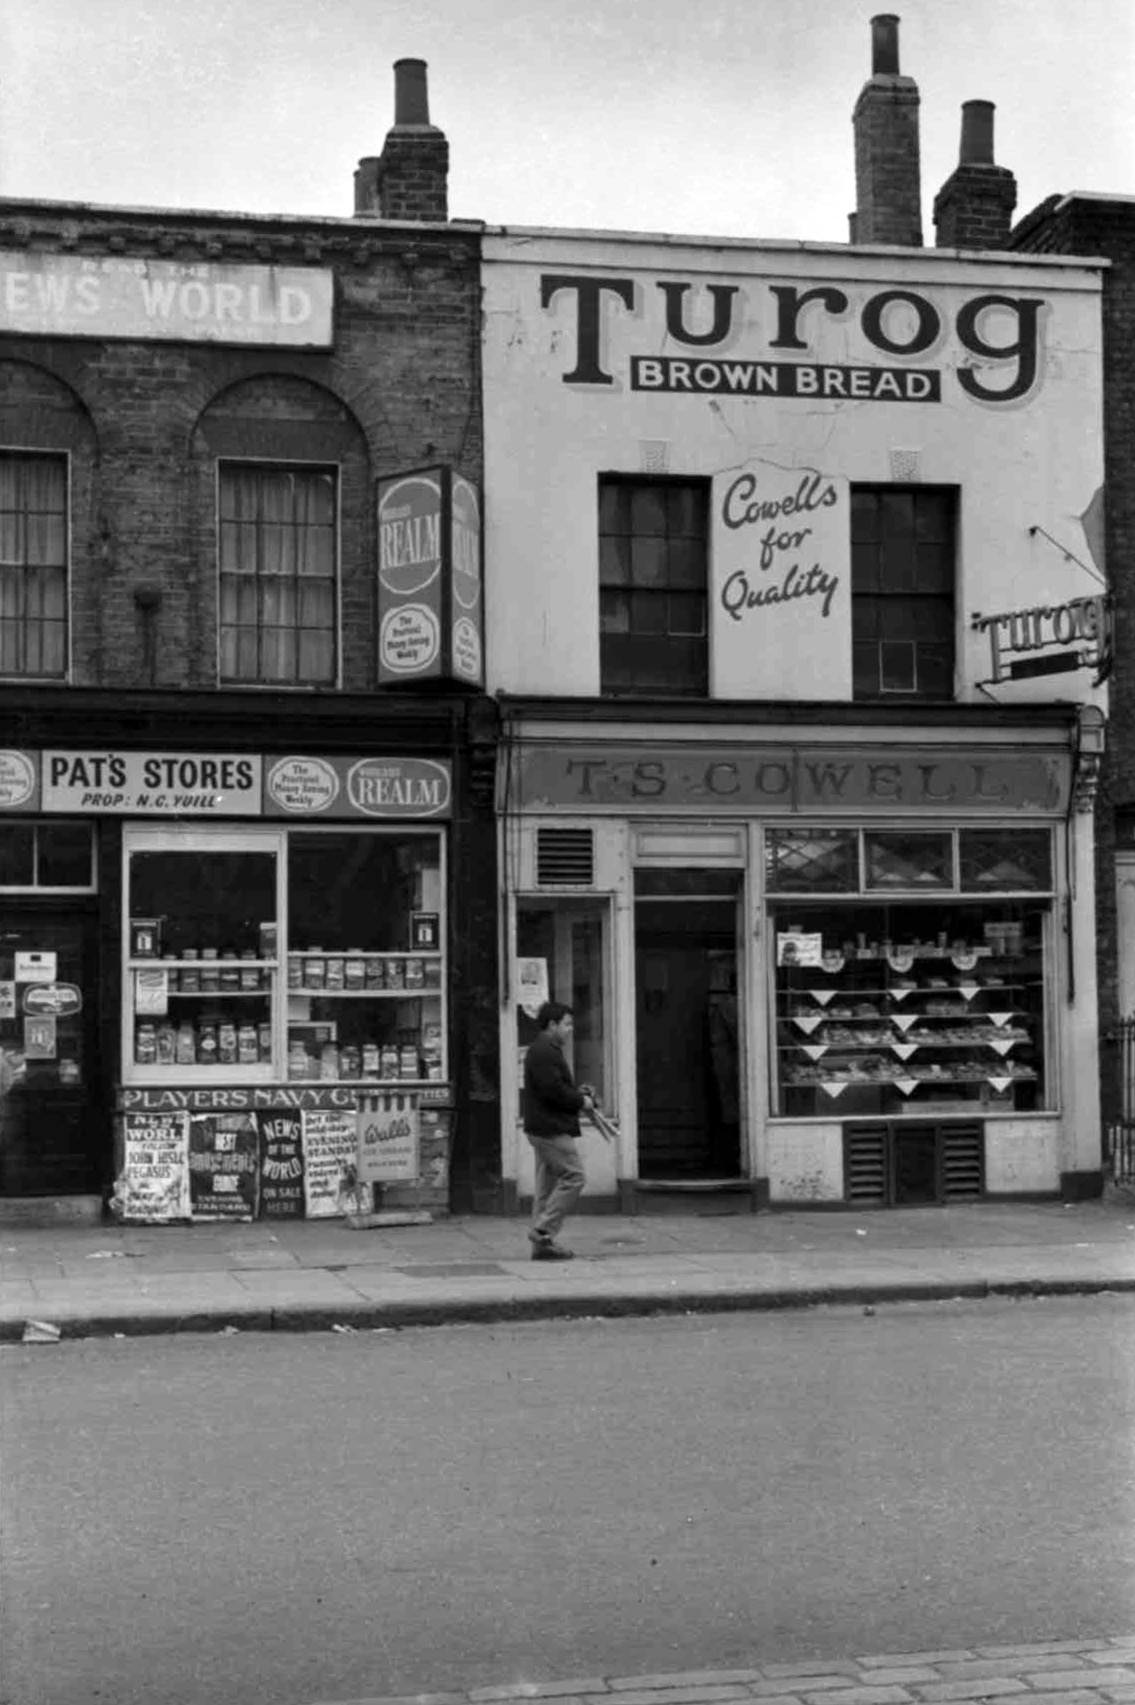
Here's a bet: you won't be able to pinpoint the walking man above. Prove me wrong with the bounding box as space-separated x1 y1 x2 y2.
523 1000 594 1260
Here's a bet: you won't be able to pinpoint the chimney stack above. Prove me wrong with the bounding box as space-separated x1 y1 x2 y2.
933 101 1017 249
354 59 449 222
851 14 923 247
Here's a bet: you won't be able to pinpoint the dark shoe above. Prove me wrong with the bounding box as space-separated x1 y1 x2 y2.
530 1240 575 1261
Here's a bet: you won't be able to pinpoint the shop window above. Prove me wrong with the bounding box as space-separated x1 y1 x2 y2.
851 486 955 699
772 900 1048 1119
865 831 953 890
599 477 708 696
0 451 68 678
766 828 858 893
123 826 445 1085
516 896 610 1113
218 463 337 686
0 820 94 890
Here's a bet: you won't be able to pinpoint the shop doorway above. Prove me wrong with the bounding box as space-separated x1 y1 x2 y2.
0 909 102 1197
634 871 742 1179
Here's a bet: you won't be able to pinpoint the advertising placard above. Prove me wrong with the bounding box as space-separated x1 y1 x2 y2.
357 1092 420 1184
120 1112 191 1222
450 475 484 686
377 467 484 686
301 1108 358 1217
712 465 850 699
188 1113 259 1220
0 750 38 810
378 470 444 682
257 1110 305 1218
263 755 452 820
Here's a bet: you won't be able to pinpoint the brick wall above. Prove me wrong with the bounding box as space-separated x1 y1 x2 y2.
1012 196 1135 1119
852 81 923 247
0 205 481 692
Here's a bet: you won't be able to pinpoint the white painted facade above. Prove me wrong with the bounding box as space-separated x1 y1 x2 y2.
483 229 1107 1209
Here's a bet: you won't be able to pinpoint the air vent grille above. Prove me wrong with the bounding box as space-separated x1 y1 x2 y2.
844 1123 888 1205
536 827 594 887
941 1121 984 1200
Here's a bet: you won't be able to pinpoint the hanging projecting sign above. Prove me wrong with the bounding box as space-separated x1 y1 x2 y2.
0 253 333 347
972 594 1112 685
377 467 484 686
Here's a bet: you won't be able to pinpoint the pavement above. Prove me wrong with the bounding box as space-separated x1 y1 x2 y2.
304 1637 1135 1705
3 1192 1135 1341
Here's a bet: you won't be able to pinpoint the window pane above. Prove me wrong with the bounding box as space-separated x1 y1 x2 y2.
959 829 1052 892
880 640 916 691
766 829 858 893
631 590 667 634
0 454 68 678
630 486 668 536
600 588 631 634
218 463 337 684
598 480 708 696
865 831 953 890
599 534 631 587
630 536 668 588
37 822 94 887
0 824 35 885
669 591 706 636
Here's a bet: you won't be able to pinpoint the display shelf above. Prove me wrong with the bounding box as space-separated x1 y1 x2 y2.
775 929 1045 1116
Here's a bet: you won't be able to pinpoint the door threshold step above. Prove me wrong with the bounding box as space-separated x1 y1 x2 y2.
0 1195 104 1227
634 1178 754 1192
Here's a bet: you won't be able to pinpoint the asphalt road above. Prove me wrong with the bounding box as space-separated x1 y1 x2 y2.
2 1298 1134 1705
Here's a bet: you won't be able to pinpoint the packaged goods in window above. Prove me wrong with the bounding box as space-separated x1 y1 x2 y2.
340 1045 361 1080
156 1021 176 1065
362 1041 381 1077
240 951 259 990
399 1042 419 1080
200 949 220 992
380 1043 399 1079
257 1022 272 1062
238 1023 258 1064
305 954 326 990
365 956 385 990
288 1040 309 1080
326 956 345 991
320 1041 339 1080
136 1023 157 1065
217 1021 237 1064
181 951 200 992
176 1022 195 1065
345 952 366 991
424 958 441 988
220 954 241 992
258 922 277 960
386 957 405 991
288 956 302 989
197 1022 218 1066
405 957 424 989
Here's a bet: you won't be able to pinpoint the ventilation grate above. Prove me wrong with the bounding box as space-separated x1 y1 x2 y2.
536 827 595 887
941 1121 984 1200
844 1123 889 1205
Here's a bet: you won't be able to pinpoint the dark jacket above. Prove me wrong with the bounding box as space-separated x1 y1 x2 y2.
523 1030 585 1137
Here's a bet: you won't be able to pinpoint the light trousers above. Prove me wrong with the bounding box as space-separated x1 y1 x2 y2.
528 1134 585 1240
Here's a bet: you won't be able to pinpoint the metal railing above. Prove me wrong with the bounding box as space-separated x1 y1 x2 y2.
1105 1015 1135 1183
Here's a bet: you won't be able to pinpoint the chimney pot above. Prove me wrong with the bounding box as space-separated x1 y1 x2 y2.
393 58 431 126
959 99 995 165
871 13 901 75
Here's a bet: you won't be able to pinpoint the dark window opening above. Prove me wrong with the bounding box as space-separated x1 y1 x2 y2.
851 486 956 700
599 477 708 696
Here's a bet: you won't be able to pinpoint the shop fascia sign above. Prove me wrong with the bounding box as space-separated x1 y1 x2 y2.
539 274 1048 404
514 743 1070 815
0 251 334 347
377 466 484 688
971 593 1112 686
0 751 452 820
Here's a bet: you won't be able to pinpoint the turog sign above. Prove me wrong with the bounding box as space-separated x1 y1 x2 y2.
971 594 1112 686
539 275 1050 405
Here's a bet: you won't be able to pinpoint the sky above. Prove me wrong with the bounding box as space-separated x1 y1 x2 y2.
1 0 1133 246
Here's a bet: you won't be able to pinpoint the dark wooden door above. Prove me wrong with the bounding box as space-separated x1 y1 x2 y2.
635 899 739 1179
0 908 102 1196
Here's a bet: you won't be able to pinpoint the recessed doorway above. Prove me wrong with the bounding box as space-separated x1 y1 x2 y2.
634 869 742 1179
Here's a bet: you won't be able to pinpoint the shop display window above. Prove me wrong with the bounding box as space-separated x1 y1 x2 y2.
767 826 1054 1119
123 826 445 1085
